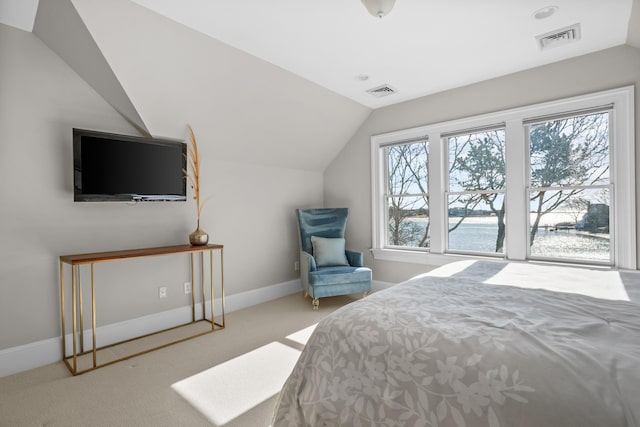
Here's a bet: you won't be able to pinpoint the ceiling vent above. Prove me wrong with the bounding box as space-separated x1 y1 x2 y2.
536 23 581 50
366 84 397 97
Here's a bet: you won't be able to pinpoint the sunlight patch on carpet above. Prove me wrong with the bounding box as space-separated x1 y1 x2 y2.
171 342 301 425
285 323 317 346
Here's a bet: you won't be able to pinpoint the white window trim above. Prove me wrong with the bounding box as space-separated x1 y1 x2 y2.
371 86 636 269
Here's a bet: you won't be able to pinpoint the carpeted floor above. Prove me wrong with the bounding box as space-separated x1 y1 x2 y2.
0 293 360 426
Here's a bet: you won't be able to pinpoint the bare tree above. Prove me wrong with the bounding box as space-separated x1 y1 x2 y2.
528 113 609 244
387 142 429 247
447 111 609 253
564 197 590 225
448 131 506 252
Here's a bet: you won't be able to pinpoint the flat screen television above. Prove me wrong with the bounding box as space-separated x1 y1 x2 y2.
73 128 187 202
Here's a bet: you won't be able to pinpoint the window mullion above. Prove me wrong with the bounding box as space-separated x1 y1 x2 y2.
428 131 445 254
502 119 527 261
387 192 429 198
529 184 611 192
447 189 505 196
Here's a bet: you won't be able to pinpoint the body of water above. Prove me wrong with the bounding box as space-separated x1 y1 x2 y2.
400 218 610 261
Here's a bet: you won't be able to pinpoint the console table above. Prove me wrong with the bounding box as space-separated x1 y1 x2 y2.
59 244 224 375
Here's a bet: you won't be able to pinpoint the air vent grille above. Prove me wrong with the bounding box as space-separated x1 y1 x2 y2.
366 84 397 97
536 23 581 50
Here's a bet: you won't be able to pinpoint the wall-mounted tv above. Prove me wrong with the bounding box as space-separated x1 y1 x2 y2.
73 128 187 202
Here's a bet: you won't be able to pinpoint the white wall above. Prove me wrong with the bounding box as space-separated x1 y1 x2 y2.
325 45 640 284
55 0 371 172
0 22 324 358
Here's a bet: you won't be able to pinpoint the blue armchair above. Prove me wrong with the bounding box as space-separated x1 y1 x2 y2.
296 208 372 310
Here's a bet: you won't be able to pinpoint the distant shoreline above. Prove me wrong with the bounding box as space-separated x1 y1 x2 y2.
409 211 590 228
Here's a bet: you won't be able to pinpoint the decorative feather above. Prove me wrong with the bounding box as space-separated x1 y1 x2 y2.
186 125 204 220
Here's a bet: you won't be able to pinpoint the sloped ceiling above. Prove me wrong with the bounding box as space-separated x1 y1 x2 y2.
31 0 371 171
0 0 38 31
629 0 640 48
130 0 636 109
33 0 149 134
4 0 639 108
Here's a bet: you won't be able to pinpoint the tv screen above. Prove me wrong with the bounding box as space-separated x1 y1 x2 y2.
73 128 187 202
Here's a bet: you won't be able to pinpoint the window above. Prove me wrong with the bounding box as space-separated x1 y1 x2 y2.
371 86 635 269
527 110 612 263
385 140 429 249
446 127 506 255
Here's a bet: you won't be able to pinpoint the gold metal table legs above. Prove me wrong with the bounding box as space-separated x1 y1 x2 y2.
59 245 225 375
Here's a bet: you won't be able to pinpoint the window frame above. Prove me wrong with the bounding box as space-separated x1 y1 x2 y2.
383 139 430 251
525 108 614 265
445 126 507 257
370 86 636 269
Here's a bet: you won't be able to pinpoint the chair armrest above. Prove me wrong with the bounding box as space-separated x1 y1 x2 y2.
300 250 317 272
345 250 364 267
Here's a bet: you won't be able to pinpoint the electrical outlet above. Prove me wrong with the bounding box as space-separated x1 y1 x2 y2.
184 282 192 294
294 261 299 271
158 287 167 298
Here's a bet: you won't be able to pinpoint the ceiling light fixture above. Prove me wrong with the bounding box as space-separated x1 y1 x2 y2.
361 0 396 18
533 6 559 20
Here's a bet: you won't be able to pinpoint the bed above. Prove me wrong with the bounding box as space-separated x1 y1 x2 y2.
272 260 640 427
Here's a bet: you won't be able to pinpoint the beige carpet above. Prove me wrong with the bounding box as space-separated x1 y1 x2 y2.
0 293 360 426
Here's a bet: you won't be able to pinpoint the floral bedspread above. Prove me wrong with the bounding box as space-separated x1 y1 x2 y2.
273 261 640 427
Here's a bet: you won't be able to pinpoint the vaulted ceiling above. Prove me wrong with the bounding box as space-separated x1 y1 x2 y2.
130 0 639 108
0 0 638 171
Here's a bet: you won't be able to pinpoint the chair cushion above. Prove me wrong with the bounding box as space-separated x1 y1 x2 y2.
311 236 349 267
309 266 372 287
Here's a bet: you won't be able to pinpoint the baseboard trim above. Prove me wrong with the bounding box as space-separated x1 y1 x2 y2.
0 279 302 378
0 279 396 378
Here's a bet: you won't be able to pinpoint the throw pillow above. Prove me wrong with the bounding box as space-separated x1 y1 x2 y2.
311 236 349 267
